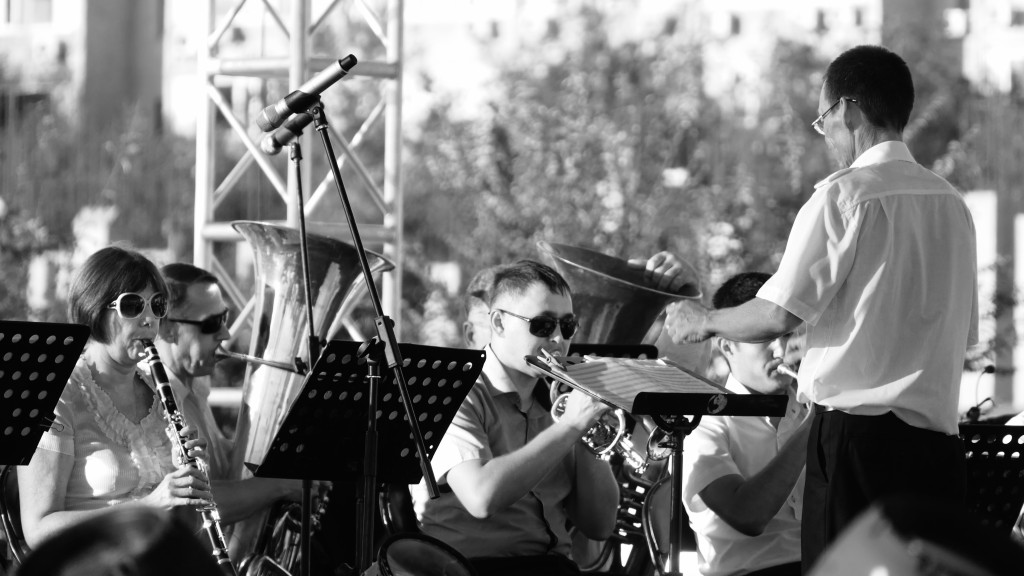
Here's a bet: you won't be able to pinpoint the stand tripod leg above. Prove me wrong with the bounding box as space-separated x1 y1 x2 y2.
356 358 381 572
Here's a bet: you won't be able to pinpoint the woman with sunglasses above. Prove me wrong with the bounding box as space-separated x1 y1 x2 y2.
18 246 213 548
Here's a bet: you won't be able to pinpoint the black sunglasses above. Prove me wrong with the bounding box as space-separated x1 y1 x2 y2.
496 309 579 339
167 310 230 335
107 293 168 319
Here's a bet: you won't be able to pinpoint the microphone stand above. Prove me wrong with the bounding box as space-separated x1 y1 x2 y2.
306 100 439 573
289 140 321 576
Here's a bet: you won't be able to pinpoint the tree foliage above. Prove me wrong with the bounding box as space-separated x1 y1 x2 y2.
403 9 830 328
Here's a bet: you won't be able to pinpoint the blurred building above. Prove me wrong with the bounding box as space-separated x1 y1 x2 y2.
962 0 1024 93
688 0 964 115
0 0 162 130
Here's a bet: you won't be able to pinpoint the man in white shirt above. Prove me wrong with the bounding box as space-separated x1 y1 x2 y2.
664 45 978 571
682 272 810 576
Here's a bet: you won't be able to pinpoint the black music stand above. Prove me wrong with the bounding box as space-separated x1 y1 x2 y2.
959 424 1024 535
245 340 484 566
0 321 89 465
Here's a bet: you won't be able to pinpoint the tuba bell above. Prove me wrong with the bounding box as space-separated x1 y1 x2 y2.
537 241 701 345
227 221 394 575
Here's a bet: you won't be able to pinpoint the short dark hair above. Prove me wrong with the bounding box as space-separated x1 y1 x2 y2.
67 246 168 344
712 272 772 310
490 260 571 306
823 45 914 132
160 263 221 312
464 264 506 315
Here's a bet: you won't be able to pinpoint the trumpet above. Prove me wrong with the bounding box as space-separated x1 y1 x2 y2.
215 346 308 375
550 392 650 474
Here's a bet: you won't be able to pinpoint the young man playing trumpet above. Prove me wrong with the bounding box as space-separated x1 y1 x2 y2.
681 272 811 576
412 259 620 575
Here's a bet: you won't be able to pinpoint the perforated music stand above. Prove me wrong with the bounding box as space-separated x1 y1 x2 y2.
959 424 1024 535
247 340 484 481
0 321 89 465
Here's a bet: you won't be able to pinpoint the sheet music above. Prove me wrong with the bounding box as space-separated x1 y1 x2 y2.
565 357 723 412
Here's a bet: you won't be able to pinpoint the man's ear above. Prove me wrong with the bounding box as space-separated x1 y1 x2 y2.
843 98 865 131
489 309 504 336
715 337 733 358
462 321 475 348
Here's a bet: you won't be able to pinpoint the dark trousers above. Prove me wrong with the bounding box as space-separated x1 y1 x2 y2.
801 410 966 573
470 554 580 576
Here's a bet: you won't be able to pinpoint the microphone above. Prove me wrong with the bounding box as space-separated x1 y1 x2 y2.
964 365 996 423
256 54 357 132
260 113 313 156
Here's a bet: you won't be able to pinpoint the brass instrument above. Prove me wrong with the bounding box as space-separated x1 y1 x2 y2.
537 242 701 471
215 347 306 375
228 221 394 576
550 392 647 471
141 339 238 576
537 241 701 345
536 242 702 571
777 363 799 380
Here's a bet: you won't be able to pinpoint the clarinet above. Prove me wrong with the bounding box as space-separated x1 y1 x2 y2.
141 339 239 576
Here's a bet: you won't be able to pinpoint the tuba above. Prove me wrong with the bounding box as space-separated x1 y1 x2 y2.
228 221 394 576
537 241 701 345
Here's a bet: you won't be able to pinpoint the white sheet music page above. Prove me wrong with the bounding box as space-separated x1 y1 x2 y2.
566 357 722 412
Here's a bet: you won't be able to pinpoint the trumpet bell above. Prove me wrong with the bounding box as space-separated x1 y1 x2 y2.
537 242 701 345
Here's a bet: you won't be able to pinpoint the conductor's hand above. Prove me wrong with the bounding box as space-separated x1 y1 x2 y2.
558 389 609 436
664 299 712 344
140 466 213 509
627 251 698 293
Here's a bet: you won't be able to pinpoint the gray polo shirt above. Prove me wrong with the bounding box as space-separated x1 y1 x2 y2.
411 345 577 558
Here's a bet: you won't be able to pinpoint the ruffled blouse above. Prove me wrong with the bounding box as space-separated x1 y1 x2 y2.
35 358 176 511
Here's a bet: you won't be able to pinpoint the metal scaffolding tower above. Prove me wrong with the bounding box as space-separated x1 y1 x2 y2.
194 0 404 337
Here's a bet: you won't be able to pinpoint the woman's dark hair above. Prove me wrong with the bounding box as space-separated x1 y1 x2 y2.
823 45 914 133
66 246 168 344
16 506 224 576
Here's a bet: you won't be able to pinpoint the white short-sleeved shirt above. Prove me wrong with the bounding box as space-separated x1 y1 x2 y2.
681 376 807 576
35 358 176 511
758 141 979 434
